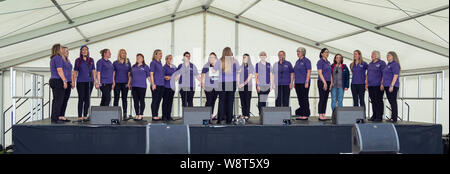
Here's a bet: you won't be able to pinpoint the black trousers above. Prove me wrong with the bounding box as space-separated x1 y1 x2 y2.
218 82 236 123
351 84 366 109
295 83 310 117
132 87 146 115
180 88 195 107
113 83 128 115
100 83 112 106
204 88 218 115
76 82 93 117
257 85 270 116
317 80 331 114
151 85 165 117
238 86 252 117
50 78 65 121
162 88 175 120
61 82 72 116
368 86 384 120
275 85 290 107
385 86 399 121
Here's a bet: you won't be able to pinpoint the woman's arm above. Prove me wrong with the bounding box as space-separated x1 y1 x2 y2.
57 68 67 89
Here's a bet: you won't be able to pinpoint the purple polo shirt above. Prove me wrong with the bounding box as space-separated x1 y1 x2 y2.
63 59 73 82
131 64 150 88
294 57 311 84
351 62 368 85
383 61 400 87
239 63 255 87
317 59 332 82
113 60 131 83
202 63 220 89
150 59 165 86
177 63 199 88
272 60 294 85
50 55 64 79
163 64 177 89
74 57 95 82
255 62 271 86
96 58 114 84
367 60 386 87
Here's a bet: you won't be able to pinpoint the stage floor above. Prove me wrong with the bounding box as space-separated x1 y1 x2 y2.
12 117 443 154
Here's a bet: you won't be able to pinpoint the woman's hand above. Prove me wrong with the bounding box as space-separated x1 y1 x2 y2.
239 83 244 88
95 83 100 89
112 82 115 90
128 83 131 89
323 82 327 91
165 76 171 80
257 86 261 93
344 88 348 91
380 85 384 91
63 82 68 89
304 83 309 89
152 84 156 91
365 84 368 91
389 86 394 93
71 83 75 89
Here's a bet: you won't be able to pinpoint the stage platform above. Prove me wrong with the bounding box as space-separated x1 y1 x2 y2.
12 117 443 154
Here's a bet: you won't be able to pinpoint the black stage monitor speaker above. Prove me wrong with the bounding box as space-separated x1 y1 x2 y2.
90 106 122 125
146 124 190 154
332 107 365 125
260 107 291 125
183 107 211 125
352 123 400 154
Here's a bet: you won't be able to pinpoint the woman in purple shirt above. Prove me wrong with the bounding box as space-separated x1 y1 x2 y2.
272 50 294 107
367 50 386 122
73 45 96 121
49 44 70 123
175 52 201 107
317 48 332 121
113 49 131 120
350 50 368 112
238 53 254 121
383 51 401 123
217 47 238 124
162 55 177 121
61 47 74 121
255 51 272 116
294 47 311 120
96 49 114 106
150 49 165 121
131 53 151 121
201 52 219 120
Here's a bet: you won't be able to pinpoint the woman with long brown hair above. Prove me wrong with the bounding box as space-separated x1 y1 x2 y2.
113 49 131 120
217 47 239 124
330 54 350 112
383 51 401 123
350 50 368 112
238 53 254 121
316 48 332 121
73 45 96 121
149 49 165 121
60 46 73 120
131 53 151 121
49 44 70 123
96 49 114 106
201 52 220 120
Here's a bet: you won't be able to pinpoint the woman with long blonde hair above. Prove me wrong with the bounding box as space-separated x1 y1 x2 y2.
350 50 368 112
217 47 238 124
113 49 132 120
382 51 401 123
49 43 71 123
149 49 165 121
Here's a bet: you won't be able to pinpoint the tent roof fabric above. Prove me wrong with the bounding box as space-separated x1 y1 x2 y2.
0 0 448 70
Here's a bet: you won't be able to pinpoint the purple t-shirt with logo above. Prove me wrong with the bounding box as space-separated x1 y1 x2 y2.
63 59 73 82
131 64 150 88
317 58 332 82
113 60 131 83
74 57 95 82
272 60 294 85
96 58 114 84
383 61 400 87
351 62 368 85
150 59 165 86
367 60 386 87
50 55 64 79
294 57 311 84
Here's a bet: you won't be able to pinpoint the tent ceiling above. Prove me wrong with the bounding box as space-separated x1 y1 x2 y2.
0 0 448 70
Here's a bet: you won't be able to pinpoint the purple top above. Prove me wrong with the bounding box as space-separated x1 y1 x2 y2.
351 62 368 85
50 55 64 79
272 60 294 85
382 61 400 87
367 60 386 87
74 57 95 82
202 63 220 89
317 58 332 82
255 62 271 86
131 64 150 88
218 60 239 83
63 59 73 82
96 58 114 84
163 64 177 89
294 57 311 84
177 63 199 88
239 63 255 88
150 59 165 86
113 60 131 83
